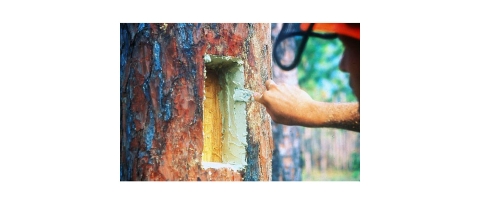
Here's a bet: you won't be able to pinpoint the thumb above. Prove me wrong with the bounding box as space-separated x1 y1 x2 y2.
253 92 265 104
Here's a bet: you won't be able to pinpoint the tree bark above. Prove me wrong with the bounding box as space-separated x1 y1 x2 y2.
120 23 273 181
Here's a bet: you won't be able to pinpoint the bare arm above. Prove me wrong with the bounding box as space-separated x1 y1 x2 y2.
253 80 360 132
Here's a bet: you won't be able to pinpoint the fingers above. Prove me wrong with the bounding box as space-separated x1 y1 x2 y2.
254 79 277 105
265 79 277 90
253 92 265 104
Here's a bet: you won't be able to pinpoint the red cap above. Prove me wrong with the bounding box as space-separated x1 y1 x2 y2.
300 23 360 39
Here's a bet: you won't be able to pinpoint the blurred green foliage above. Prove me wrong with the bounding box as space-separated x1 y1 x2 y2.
296 35 360 181
350 151 360 180
302 168 359 181
297 37 357 102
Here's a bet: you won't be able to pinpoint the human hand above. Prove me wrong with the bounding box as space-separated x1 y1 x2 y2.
253 79 315 126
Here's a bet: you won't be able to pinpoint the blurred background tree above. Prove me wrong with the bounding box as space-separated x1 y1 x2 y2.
270 23 303 181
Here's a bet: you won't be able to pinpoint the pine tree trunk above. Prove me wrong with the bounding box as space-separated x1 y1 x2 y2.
120 23 273 181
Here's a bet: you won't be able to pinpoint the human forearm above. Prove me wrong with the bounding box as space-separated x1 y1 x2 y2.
253 80 360 132
303 101 360 132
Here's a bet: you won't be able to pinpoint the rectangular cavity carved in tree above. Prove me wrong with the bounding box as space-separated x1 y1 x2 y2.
203 68 223 162
202 55 248 171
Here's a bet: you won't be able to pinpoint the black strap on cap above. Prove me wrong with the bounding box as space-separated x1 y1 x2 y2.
273 23 338 71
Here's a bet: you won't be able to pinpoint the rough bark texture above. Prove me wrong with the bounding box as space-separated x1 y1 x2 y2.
271 23 303 181
120 23 273 181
